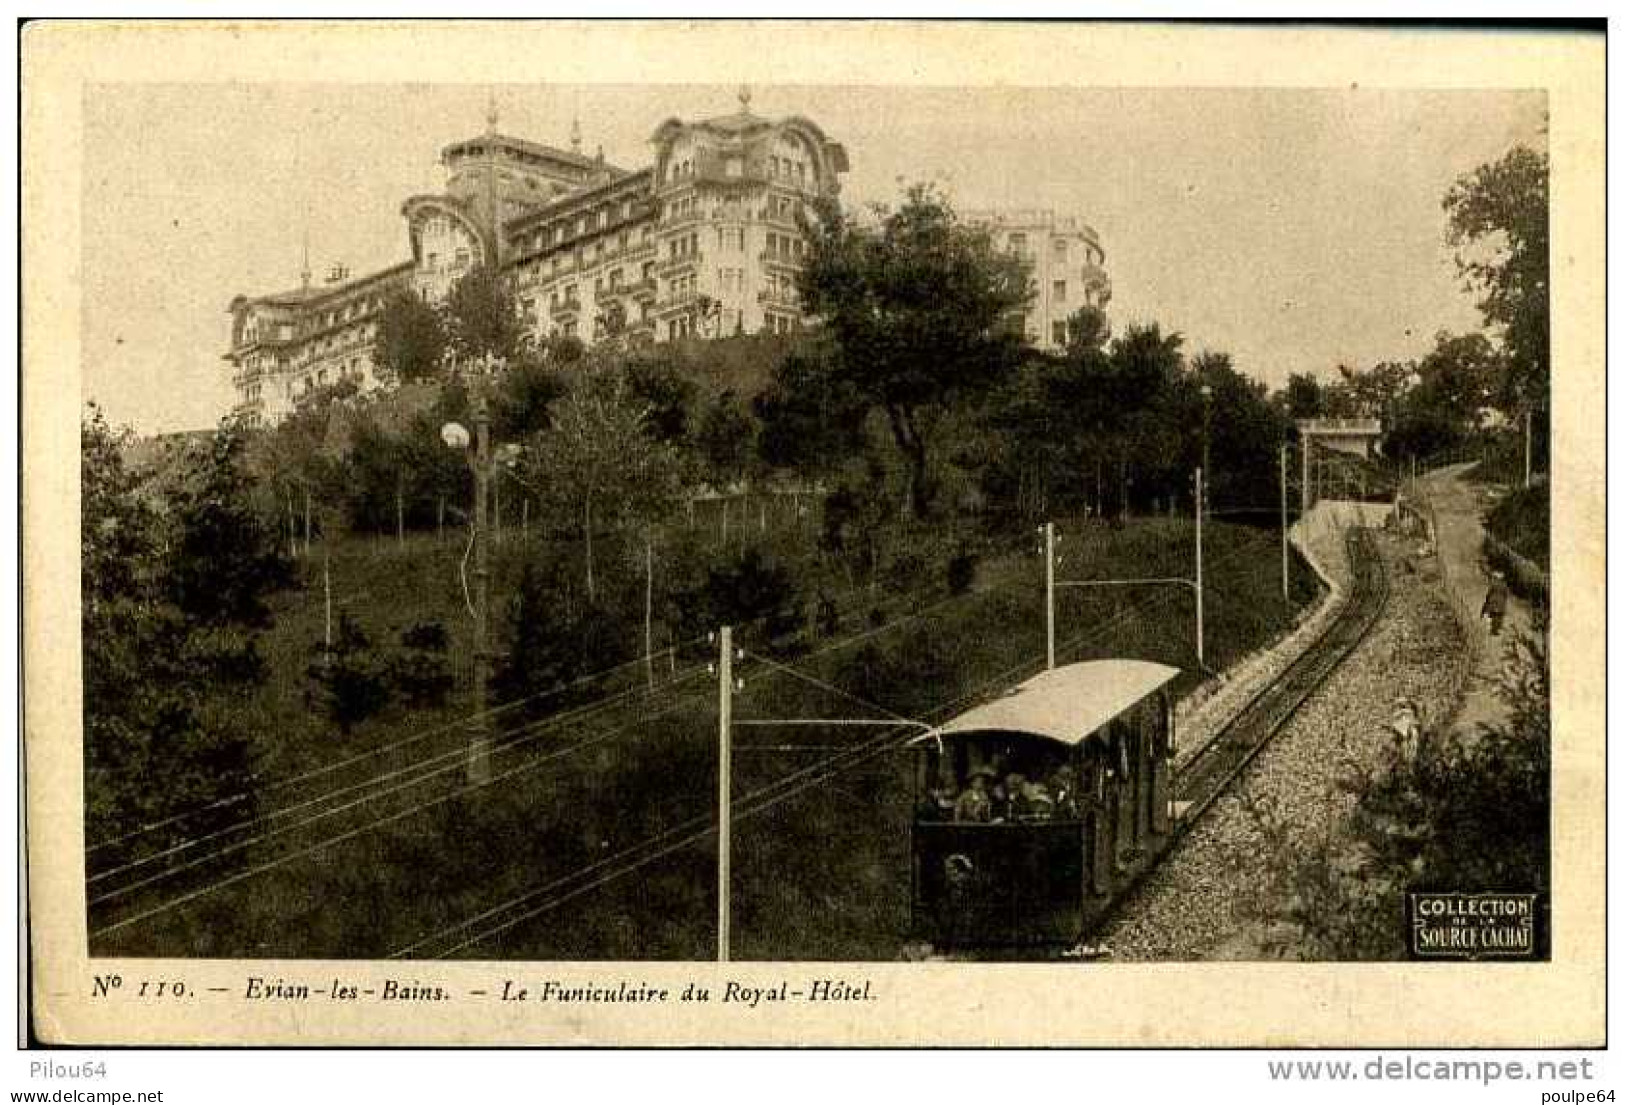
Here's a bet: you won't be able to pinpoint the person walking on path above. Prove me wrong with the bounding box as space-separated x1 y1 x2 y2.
1480 569 1510 636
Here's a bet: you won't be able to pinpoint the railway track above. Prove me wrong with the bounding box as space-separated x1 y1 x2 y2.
1064 525 1390 950
1172 525 1389 826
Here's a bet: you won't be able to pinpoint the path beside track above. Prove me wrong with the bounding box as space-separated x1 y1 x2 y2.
1417 463 1536 737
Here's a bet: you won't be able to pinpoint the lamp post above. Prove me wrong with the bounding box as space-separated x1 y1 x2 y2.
441 351 506 785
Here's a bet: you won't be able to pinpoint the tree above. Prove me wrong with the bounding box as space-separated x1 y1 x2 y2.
525 361 692 600
390 620 455 708
1062 304 1111 356
1444 146 1549 411
374 288 447 385
489 355 566 440
696 389 757 486
796 183 1032 517
306 613 392 735
81 410 278 867
754 342 871 476
624 352 698 444
1281 372 1325 420
1186 349 1290 511
1098 323 1186 516
492 557 632 716
162 419 294 630
443 264 527 362
1380 331 1503 461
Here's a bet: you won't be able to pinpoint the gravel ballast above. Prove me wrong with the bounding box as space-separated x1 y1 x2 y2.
1102 524 1470 961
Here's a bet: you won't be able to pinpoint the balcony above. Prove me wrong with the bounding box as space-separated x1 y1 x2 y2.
656 254 698 277
758 286 800 309
758 251 800 271
759 207 804 233
549 295 582 319
661 207 704 228
653 289 702 317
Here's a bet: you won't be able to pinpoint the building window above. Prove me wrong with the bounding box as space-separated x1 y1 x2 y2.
1008 233 1027 255
1053 238 1068 260
1052 320 1068 346
1053 280 1067 302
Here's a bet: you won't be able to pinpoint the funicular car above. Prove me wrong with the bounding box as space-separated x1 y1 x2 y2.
910 660 1180 948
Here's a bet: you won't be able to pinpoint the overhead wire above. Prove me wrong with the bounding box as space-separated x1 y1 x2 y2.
404 539 1264 957
86 637 708 855
88 666 721 934
88 656 713 888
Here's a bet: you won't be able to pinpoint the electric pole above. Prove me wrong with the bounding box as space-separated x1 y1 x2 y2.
1195 467 1205 669
1280 444 1289 601
1301 431 1311 516
1043 521 1056 671
717 625 733 963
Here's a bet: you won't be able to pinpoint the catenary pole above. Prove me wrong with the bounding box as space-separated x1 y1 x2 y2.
1195 467 1205 669
717 625 733 963
1043 521 1057 671
1280 444 1290 601
1301 431 1311 517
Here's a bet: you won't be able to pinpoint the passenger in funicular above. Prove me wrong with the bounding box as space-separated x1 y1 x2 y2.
952 767 995 822
916 770 960 822
920 743 1082 825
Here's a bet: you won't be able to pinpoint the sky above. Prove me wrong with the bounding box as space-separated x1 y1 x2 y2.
81 83 1546 434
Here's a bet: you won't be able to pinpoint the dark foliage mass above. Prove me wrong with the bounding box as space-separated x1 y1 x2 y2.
305 612 393 734
82 411 292 866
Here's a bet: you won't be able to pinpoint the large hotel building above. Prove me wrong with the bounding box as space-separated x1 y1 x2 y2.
225 94 1110 424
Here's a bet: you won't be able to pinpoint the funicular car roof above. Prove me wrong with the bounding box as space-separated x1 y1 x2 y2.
928 659 1180 748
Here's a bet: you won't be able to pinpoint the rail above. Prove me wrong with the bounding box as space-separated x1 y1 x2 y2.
1081 526 1390 945
1171 527 1388 827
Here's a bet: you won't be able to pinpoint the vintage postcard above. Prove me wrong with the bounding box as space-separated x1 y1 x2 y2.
21 20 1604 1046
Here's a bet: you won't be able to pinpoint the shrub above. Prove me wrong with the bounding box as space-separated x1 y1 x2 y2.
391 619 454 708
1483 482 1549 570
946 546 979 595
1245 627 1550 959
492 557 635 716
307 613 393 734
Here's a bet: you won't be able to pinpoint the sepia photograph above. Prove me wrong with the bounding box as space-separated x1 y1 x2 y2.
22 19 1604 1049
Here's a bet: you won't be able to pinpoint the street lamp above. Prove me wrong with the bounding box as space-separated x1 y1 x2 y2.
440 350 506 785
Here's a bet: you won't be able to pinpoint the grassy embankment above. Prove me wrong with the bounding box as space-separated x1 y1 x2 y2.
92 514 1320 961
